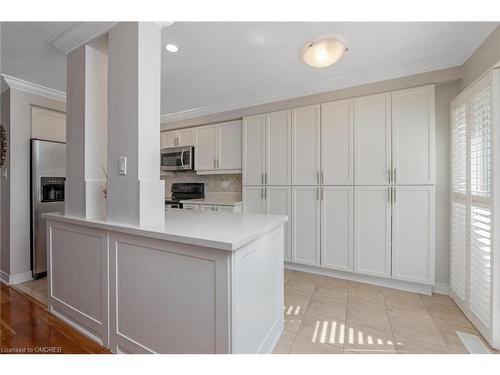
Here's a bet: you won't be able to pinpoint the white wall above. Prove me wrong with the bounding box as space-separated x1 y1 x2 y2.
1 87 65 279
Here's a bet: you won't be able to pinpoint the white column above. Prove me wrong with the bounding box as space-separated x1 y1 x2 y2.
65 36 108 219
107 22 164 226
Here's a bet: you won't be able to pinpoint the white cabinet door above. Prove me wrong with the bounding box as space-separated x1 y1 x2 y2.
177 129 194 147
292 105 321 185
162 131 177 148
218 120 242 171
354 186 392 278
266 187 292 262
392 85 435 185
243 115 266 185
292 186 320 266
321 100 353 185
392 186 435 285
195 125 218 171
266 110 292 185
354 93 391 185
321 186 353 272
243 186 265 214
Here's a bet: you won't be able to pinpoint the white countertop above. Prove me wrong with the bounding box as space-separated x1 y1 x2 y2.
43 210 287 251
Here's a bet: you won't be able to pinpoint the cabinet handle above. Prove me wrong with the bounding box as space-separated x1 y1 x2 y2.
321 171 324 185
261 187 264 199
321 187 323 201
261 172 264 185
265 172 268 185
213 159 216 168
393 168 397 184
393 187 396 203
387 187 391 202
316 187 319 201
265 187 267 199
388 168 391 184
217 159 219 169
316 171 320 184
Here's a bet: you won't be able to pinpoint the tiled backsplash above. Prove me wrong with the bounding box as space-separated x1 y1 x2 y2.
162 172 242 195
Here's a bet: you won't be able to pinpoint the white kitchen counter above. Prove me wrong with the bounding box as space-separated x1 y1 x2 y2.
44 209 286 353
44 210 286 251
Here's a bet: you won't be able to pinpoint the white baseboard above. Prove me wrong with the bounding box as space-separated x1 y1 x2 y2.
432 282 450 295
0 270 10 285
0 271 33 285
285 262 434 295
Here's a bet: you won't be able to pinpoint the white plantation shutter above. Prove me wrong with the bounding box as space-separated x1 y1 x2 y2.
450 71 496 341
469 204 491 325
451 93 469 302
468 79 493 327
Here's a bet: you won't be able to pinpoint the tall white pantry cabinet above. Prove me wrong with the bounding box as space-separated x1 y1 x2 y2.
243 84 436 288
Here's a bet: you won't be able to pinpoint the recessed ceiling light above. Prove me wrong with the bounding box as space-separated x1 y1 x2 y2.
303 38 347 68
165 44 179 53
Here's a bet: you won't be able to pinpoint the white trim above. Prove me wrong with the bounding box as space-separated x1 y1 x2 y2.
1 74 66 103
49 22 117 55
161 57 464 123
285 262 434 295
0 270 10 285
0 270 33 285
432 282 450 295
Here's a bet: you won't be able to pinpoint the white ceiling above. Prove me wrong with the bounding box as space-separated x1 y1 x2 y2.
2 22 498 120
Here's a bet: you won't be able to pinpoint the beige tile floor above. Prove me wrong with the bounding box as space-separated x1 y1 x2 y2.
274 270 499 354
13 277 48 306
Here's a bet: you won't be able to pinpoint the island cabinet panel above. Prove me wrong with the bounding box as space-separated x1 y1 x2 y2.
108 233 230 354
47 221 109 347
232 226 285 353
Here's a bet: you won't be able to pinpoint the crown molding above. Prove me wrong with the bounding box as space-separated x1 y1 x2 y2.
155 21 175 28
161 56 464 124
1 74 66 102
49 22 117 54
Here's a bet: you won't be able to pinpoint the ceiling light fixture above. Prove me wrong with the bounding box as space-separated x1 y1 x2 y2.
303 38 347 68
165 44 179 53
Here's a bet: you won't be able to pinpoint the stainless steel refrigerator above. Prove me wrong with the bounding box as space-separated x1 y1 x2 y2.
31 139 66 278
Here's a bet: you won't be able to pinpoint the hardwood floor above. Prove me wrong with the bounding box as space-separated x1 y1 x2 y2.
0 283 110 354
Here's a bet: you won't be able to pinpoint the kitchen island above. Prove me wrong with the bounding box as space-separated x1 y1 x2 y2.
43 210 287 354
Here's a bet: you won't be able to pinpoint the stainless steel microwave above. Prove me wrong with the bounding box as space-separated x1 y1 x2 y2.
161 146 194 171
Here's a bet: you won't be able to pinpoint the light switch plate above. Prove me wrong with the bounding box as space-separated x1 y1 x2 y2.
118 156 127 176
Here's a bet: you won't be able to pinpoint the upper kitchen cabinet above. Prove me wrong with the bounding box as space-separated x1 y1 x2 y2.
292 105 321 185
161 128 195 148
195 125 218 171
391 85 435 185
195 120 242 174
354 93 392 185
218 120 242 171
243 114 266 185
321 99 353 185
242 110 291 185
266 110 292 185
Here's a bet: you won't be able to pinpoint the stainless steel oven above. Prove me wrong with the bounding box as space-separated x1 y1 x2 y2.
161 146 194 171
